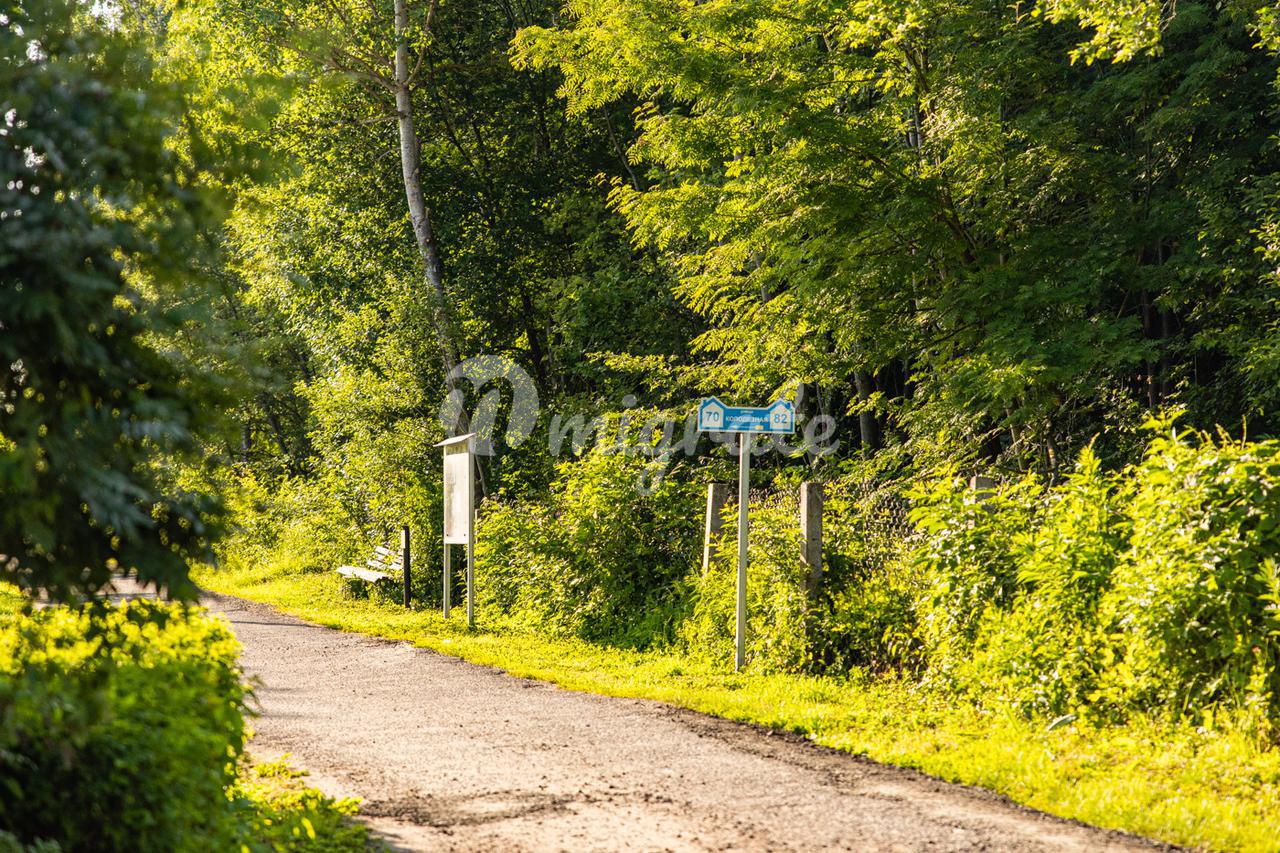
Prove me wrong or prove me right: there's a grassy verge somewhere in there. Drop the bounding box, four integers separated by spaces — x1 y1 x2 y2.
198 561 1280 852
234 754 377 852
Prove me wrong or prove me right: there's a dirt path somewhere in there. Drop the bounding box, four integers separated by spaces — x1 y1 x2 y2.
205 592 1169 852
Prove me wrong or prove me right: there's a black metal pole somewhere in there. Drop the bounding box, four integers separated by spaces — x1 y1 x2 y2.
401 524 412 607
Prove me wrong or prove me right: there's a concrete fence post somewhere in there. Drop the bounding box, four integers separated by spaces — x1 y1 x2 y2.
969 475 995 504
800 481 823 594
702 483 729 574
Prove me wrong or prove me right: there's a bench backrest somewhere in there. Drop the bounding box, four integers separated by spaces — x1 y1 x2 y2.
368 544 405 573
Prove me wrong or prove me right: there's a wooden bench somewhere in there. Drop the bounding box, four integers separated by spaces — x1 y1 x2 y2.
337 544 404 586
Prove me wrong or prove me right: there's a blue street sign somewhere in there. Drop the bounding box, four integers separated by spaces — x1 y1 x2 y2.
697 397 795 434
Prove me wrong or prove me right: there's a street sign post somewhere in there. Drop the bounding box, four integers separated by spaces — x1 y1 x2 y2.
697 398 795 671
435 432 476 628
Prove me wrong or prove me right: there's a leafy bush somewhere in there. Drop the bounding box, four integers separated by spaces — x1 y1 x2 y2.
813 481 920 675
908 424 1280 727
221 468 439 607
1100 427 1280 721
680 479 920 676
222 472 356 574
680 496 811 672
908 472 1043 686
965 448 1125 716
476 448 701 646
0 601 248 851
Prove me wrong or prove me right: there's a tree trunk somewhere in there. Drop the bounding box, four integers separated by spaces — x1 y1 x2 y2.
853 370 880 453
518 287 550 391
394 0 461 379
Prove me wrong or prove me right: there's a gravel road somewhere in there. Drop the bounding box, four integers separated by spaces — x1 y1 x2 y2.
205 592 1170 852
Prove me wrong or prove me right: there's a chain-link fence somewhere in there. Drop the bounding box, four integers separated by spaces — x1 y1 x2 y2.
833 479 914 576
718 478 915 579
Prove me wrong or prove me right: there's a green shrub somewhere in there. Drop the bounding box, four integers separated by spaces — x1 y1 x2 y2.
0 601 248 851
809 567 918 676
907 424 1280 727
680 480 919 676
814 481 919 675
679 496 811 672
476 448 701 646
222 472 358 576
1100 426 1280 722
966 447 1125 716
908 471 1043 686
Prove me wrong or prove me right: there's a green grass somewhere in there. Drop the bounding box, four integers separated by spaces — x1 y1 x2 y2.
197 559 1280 853
235 754 378 852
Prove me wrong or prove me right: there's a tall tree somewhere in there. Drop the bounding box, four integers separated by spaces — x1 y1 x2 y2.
0 0 225 600
204 0 468 381
393 0 460 374
515 0 1280 474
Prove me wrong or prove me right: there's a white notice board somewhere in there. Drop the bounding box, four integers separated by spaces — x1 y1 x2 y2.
440 436 474 545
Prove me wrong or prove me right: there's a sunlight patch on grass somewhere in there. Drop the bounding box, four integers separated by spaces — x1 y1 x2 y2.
235 753 376 851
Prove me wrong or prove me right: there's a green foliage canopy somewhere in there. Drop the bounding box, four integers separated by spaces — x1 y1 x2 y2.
515 0 1280 471
0 0 226 601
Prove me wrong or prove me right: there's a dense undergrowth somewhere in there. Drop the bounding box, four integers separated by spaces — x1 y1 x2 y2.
205 419 1280 849
498 422 1280 738
913 427 1280 729
0 596 372 852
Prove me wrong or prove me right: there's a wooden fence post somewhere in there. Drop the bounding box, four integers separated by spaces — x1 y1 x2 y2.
401 524 412 608
702 483 728 574
801 481 823 594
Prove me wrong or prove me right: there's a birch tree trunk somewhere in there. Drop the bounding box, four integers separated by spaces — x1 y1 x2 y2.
394 0 461 376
